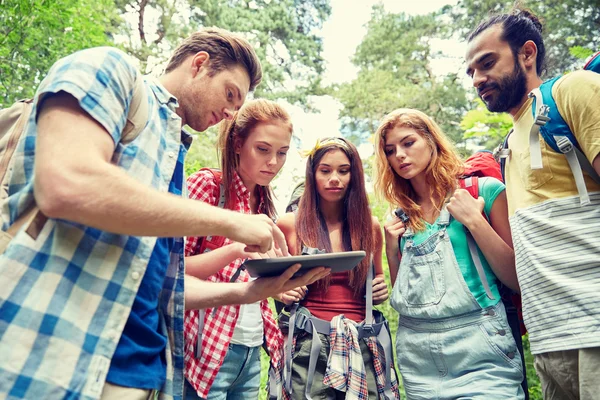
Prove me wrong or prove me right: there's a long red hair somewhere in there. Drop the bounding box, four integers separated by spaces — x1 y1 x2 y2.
373 108 464 232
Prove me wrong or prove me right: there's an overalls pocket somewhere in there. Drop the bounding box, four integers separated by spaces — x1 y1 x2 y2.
399 250 446 307
478 316 523 372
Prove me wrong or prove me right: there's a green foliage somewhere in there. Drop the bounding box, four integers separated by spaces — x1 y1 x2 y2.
0 0 121 106
337 0 600 158
184 126 220 176
117 0 331 107
334 5 469 152
460 99 513 150
569 46 595 60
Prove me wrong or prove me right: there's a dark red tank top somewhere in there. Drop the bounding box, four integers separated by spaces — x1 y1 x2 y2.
302 271 365 322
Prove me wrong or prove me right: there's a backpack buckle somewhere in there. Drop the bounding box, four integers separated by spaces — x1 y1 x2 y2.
394 208 410 223
555 136 574 154
534 113 550 127
493 145 510 161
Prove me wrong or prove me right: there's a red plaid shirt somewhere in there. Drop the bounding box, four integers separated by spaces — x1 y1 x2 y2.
184 169 284 398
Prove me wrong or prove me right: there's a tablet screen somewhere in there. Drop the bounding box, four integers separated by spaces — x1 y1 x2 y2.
243 250 366 278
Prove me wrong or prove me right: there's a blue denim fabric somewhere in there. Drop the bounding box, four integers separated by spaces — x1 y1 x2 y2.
391 209 524 399
185 344 261 400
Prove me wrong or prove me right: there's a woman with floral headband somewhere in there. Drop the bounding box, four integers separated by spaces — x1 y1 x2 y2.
276 137 401 399
374 108 523 399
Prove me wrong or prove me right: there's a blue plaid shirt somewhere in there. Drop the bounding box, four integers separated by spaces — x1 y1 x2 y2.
0 47 190 400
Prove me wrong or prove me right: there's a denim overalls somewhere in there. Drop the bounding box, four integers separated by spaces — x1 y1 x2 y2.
390 208 524 400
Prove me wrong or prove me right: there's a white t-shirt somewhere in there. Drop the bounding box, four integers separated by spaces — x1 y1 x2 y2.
230 277 264 347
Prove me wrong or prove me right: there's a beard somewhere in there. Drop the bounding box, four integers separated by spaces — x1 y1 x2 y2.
479 60 527 113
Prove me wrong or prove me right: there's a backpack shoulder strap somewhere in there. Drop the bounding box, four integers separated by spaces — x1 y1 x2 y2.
583 51 600 72
530 73 600 205
121 74 149 143
199 168 225 208
495 129 512 181
459 176 496 300
0 99 33 184
194 168 226 253
459 176 479 200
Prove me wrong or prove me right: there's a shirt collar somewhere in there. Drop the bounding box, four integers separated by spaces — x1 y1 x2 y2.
181 128 194 150
145 76 193 149
145 76 179 110
232 170 267 213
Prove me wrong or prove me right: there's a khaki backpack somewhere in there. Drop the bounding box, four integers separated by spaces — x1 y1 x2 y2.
0 74 149 254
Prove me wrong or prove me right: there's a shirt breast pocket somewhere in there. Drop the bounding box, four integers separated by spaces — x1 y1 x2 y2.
512 140 554 190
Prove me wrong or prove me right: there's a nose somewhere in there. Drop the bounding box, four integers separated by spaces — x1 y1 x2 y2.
223 108 235 121
266 153 277 167
472 69 486 89
329 173 340 185
394 146 406 161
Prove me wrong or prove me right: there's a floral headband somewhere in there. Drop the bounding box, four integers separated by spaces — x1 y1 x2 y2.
302 136 352 159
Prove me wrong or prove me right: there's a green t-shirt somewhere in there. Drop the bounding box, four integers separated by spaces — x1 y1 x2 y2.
400 177 506 308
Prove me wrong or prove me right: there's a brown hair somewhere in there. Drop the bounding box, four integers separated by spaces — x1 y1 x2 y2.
217 99 293 219
373 108 464 232
296 137 374 295
166 27 262 91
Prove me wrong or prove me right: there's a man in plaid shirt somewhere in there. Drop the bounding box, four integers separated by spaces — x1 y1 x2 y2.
0 28 324 400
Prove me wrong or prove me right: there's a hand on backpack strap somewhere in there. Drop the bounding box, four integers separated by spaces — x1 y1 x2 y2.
447 189 486 229
371 275 389 305
275 286 308 305
383 213 406 254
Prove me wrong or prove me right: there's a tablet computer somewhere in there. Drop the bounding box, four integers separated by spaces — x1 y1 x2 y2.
243 250 366 278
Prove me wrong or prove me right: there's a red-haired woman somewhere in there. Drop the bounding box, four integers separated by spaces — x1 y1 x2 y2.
183 99 325 400
277 137 400 399
374 108 523 399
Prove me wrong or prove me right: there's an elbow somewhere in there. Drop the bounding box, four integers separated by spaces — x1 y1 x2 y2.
34 168 82 220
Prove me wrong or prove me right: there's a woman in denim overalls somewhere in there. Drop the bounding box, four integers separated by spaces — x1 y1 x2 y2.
373 109 525 400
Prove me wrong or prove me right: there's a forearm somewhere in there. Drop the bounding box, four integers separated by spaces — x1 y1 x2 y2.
385 246 400 287
184 275 249 310
468 218 519 291
185 245 241 279
35 161 237 238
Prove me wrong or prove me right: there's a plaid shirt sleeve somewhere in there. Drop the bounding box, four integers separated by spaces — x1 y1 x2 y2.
0 47 190 400
35 46 139 146
323 316 369 399
185 170 219 256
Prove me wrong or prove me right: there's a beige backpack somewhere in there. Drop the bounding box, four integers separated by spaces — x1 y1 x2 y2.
0 74 148 254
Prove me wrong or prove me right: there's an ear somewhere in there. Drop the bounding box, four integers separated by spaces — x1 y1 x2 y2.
520 40 538 71
233 136 242 154
191 51 210 77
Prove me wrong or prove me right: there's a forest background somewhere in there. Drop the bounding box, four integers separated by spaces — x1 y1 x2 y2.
2 0 599 398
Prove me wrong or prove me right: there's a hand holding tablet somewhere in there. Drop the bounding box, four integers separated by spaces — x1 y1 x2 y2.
243 250 366 278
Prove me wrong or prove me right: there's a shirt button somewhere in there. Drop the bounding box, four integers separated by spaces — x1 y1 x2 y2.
497 329 506 336
169 152 175 158
507 351 516 359
487 310 496 317
107 329 119 340
131 271 141 280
